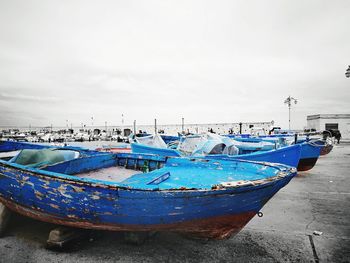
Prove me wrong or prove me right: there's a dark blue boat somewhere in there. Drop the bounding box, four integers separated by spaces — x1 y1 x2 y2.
0 140 51 152
297 142 322 171
206 144 301 168
0 140 95 155
131 142 182 157
131 142 301 168
0 148 296 239
160 135 180 145
223 135 324 172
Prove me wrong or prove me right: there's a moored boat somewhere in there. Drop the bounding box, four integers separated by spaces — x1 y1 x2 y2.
306 139 333 156
206 144 301 168
0 148 297 239
131 134 302 169
297 142 322 171
320 143 333 156
0 140 50 152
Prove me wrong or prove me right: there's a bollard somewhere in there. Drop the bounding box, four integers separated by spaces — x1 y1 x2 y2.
0 203 11 237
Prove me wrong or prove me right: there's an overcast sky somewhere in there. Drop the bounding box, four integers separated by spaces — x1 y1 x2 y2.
0 0 349 129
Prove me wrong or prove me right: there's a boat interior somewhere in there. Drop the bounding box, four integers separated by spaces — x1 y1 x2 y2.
0 148 290 191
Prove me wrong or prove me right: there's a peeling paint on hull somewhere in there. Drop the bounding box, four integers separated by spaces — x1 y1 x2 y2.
0 196 255 239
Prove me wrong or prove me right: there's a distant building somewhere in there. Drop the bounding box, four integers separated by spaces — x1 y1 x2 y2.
307 114 350 139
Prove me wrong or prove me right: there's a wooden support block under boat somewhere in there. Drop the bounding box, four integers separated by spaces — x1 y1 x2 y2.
0 203 12 237
46 226 88 249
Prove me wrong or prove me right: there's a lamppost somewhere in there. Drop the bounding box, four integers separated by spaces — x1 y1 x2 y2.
284 96 297 130
181 117 184 134
121 114 124 136
346 65 350 78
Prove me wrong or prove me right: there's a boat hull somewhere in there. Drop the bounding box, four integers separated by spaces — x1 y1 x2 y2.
0 197 256 239
297 142 321 171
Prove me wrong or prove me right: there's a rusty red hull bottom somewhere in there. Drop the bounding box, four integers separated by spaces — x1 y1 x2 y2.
297 157 318 172
0 197 256 240
320 145 333 156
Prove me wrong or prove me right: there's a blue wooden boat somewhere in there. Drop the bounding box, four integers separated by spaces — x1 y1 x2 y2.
255 137 322 171
131 142 301 168
160 135 180 145
295 138 333 156
225 135 324 172
206 144 301 168
0 148 297 239
297 142 322 171
0 140 51 152
256 136 323 171
318 141 333 156
0 140 94 154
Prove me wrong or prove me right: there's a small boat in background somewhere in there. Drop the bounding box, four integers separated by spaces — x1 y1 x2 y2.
298 138 333 156
0 148 297 239
225 134 325 171
320 143 333 156
0 140 98 160
206 144 301 168
131 134 302 168
296 141 322 171
160 134 180 145
0 140 51 152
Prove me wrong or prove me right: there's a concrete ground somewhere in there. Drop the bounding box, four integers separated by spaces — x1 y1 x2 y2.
0 144 349 263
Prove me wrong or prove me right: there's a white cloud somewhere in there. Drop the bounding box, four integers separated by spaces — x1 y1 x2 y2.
0 0 349 129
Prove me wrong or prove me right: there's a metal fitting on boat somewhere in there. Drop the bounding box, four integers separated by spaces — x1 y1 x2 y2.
277 171 288 178
290 167 297 174
257 212 263 217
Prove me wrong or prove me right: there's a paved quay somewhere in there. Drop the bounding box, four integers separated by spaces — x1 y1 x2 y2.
0 144 349 263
